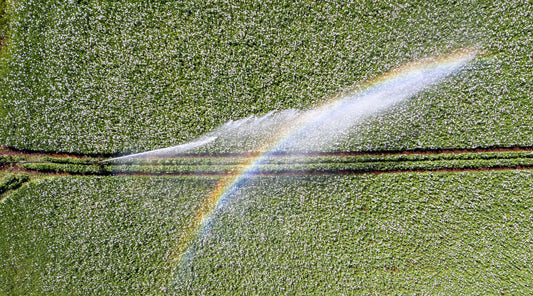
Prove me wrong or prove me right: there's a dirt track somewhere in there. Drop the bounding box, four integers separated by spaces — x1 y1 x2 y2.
1 145 532 177
2 145 533 159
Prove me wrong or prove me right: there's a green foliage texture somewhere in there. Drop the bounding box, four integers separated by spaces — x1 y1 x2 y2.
0 0 531 154
0 176 218 295
0 0 7 41
2 172 531 294
172 171 533 294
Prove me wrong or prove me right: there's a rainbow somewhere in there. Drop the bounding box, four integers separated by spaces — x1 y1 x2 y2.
169 49 478 267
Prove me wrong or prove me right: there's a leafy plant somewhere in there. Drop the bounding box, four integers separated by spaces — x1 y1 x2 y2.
0 0 7 45
0 173 29 200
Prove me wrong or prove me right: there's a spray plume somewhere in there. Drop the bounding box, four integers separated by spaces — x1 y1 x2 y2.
107 49 478 270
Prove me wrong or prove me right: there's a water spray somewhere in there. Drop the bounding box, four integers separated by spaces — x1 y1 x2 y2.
165 49 479 270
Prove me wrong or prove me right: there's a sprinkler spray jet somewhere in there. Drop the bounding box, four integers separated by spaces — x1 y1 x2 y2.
164 49 479 269
104 136 218 162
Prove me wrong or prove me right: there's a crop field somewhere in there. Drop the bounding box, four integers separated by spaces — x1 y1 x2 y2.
1 0 532 295
1 171 532 294
0 176 219 294
0 0 531 154
172 171 533 294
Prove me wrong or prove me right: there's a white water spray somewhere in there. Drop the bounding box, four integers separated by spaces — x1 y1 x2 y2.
108 50 476 161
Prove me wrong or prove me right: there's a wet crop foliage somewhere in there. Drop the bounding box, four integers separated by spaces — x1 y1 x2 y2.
0 0 532 294
0 173 29 201
0 176 219 294
173 171 533 294
0 0 8 48
0 0 531 154
1 171 532 294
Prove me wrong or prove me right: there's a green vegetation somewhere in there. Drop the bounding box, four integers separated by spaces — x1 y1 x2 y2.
17 155 533 175
0 0 531 294
0 176 219 295
0 0 531 154
0 173 29 202
112 150 533 166
2 171 531 294
18 162 106 175
172 171 533 294
0 0 8 44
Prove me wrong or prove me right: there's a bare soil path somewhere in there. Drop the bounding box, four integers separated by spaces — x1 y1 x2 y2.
2 145 533 177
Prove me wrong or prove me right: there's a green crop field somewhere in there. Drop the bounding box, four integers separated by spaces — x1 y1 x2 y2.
1 171 532 294
0 176 219 295
0 0 531 154
0 0 532 294
12 150 533 175
173 171 533 294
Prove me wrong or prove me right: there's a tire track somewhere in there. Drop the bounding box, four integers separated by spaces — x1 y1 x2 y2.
3 145 533 159
1 145 533 177
3 162 533 177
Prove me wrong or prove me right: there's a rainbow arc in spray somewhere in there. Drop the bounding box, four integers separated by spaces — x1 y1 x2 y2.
167 49 478 265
